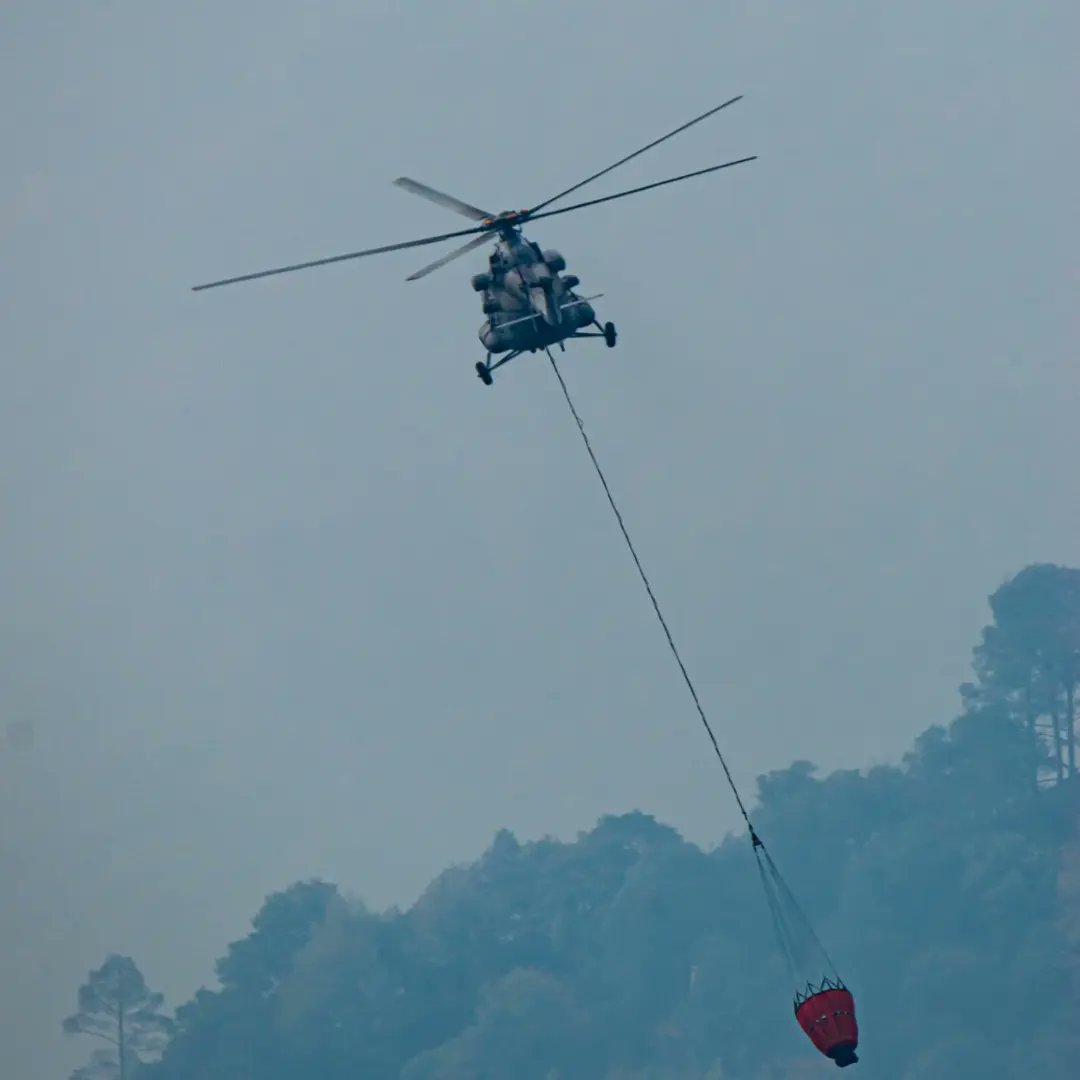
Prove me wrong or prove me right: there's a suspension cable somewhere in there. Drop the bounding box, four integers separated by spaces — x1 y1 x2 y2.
759 845 841 980
545 349 851 991
756 851 799 980
545 349 757 839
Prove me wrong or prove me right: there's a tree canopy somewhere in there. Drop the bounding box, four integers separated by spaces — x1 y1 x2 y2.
75 565 1080 1078
965 562 1080 784
62 955 174 1080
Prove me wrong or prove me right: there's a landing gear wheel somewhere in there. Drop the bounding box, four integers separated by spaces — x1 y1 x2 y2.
475 361 493 386
603 321 617 348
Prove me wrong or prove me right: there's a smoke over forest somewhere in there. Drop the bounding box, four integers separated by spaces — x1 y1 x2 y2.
61 564 1080 1079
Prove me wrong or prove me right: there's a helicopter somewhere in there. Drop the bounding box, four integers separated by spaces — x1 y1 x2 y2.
192 96 755 386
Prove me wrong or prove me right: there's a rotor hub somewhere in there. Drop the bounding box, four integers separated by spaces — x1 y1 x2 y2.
482 210 530 228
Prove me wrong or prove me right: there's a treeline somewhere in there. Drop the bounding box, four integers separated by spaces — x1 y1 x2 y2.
63 565 1080 1079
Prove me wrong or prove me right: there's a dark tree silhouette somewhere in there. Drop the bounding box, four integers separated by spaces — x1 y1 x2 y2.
966 563 1080 785
62 955 173 1080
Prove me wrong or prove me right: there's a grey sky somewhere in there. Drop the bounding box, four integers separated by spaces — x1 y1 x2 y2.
2 2 1077 1076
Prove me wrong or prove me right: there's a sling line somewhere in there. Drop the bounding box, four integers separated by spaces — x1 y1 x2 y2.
545 348 840 983
545 348 755 832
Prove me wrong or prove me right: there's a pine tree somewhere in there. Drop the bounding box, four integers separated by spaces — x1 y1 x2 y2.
62 955 174 1080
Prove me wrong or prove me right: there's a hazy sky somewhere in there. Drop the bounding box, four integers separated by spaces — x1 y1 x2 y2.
2 2 1077 1076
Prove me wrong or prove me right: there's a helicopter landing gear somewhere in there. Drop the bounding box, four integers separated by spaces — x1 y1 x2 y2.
475 348 523 385
590 319 617 347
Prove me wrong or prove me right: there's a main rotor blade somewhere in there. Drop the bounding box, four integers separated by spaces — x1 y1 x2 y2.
191 224 489 291
528 95 744 216
406 231 492 281
528 156 757 224
393 177 493 221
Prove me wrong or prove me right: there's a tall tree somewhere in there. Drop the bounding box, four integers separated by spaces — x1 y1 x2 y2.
62 955 174 1080
966 563 1080 784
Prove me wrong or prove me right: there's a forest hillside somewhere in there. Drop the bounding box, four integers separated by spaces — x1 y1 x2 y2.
63 564 1080 1079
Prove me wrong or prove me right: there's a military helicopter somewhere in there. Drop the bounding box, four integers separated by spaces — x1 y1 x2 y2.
192 96 755 386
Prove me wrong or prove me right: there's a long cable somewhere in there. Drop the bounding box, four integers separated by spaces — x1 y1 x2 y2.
546 348 848 994
545 349 756 835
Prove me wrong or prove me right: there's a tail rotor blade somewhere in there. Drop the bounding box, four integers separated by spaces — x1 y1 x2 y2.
405 231 493 281
393 177 493 221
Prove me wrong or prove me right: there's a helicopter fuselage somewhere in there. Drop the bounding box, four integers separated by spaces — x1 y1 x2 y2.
473 227 596 355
